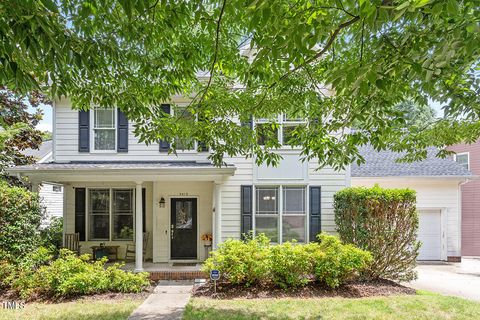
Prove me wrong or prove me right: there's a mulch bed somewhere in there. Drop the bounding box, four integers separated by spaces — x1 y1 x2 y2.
0 286 154 303
192 279 415 299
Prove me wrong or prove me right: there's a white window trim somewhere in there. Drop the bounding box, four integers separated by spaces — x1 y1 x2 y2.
254 114 306 149
253 185 308 244
172 105 201 153
454 152 470 170
90 107 118 153
86 187 136 242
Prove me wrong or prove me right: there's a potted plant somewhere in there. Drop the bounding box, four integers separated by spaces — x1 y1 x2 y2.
201 233 213 246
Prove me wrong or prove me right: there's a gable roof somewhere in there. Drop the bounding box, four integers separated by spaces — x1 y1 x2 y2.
22 140 53 163
351 145 472 178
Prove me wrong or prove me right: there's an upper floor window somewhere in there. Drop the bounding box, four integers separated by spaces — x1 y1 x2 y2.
454 152 469 170
174 106 196 151
256 114 305 147
93 107 116 151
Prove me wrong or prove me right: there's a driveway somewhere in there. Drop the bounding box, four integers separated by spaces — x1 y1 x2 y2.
406 258 480 301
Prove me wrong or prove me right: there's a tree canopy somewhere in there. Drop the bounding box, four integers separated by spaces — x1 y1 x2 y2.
0 89 48 185
1 0 479 168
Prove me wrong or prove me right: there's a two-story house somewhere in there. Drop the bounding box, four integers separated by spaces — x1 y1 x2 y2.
9 97 347 272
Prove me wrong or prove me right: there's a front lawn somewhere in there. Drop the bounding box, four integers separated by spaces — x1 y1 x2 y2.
0 297 143 320
184 291 480 320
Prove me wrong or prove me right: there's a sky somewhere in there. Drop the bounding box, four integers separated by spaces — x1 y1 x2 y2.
34 100 445 133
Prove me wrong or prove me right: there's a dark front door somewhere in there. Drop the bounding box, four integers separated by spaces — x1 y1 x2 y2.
170 198 197 260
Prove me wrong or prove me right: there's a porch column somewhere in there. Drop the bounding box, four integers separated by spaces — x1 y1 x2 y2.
214 182 222 248
135 181 143 272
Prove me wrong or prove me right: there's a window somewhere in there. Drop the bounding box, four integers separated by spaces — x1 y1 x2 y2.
174 106 196 151
89 189 110 240
255 114 305 147
454 153 469 170
255 186 306 243
52 185 62 192
113 189 134 240
255 187 279 242
88 188 134 241
93 107 116 151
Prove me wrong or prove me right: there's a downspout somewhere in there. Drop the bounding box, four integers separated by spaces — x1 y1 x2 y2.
457 179 471 260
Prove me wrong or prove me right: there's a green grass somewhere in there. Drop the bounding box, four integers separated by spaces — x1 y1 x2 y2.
184 291 480 320
0 297 143 320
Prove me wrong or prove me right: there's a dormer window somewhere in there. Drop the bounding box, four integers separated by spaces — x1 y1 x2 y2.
93 107 116 151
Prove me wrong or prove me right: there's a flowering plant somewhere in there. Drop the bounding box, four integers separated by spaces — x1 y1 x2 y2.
201 233 213 241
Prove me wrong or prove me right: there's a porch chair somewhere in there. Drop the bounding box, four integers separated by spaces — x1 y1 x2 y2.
64 233 81 255
125 232 149 262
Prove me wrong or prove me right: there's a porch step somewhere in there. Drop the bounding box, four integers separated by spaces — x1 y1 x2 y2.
149 270 207 281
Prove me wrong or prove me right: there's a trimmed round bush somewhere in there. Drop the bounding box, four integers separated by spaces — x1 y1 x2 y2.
334 185 420 281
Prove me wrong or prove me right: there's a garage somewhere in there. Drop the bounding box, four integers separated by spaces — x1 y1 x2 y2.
417 209 442 260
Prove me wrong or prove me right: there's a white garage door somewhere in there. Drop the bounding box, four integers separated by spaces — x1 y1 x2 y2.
417 210 442 260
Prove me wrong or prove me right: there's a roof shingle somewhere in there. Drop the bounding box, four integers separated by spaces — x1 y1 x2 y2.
351 145 472 177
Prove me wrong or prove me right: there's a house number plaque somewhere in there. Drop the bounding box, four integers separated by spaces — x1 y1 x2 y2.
179 192 189 196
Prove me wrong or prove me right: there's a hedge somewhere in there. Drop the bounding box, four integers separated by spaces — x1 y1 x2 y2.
334 185 420 281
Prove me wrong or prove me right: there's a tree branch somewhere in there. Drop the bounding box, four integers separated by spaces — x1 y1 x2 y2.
199 0 227 106
271 15 360 88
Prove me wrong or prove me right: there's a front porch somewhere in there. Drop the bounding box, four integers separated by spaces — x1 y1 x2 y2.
8 161 236 272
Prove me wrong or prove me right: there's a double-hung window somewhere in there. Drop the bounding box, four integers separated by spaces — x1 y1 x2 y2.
255 114 305 147
93 107 116 151
88 188 134 241
454 153 469 171
255 186 307 243
174 106 196 151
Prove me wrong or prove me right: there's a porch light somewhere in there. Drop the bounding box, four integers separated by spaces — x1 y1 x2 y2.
159 197 166 208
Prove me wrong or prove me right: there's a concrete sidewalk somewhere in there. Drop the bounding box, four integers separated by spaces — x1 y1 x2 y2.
406 258 480 301
128 280 193 320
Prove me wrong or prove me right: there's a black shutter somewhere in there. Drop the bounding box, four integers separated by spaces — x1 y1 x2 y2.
159 104 171 152
75 188 86 241
241 115 253 129
117 109 129 152
309 186 321 242
78 110 90 152
240 185 253 239
198 141 208 152
142 188 146 233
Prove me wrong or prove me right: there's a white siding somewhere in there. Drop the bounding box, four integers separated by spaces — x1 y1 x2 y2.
220 157 254 241
351 178 462 258
54 99 212 162
39 183 63 220
55 98 348 250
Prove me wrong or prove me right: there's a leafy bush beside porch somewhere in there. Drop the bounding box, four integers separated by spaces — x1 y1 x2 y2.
334 185 420 281
202 233 372 289
1 249 150 300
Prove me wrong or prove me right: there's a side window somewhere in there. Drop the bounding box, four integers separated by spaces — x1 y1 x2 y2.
93 107 116 151
455 153 469 170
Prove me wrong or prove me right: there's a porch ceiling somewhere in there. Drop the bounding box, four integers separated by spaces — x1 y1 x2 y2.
7 161 236 183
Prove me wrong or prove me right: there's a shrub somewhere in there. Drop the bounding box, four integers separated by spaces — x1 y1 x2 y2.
9 249 150 299
334 185 420 281
202 233 271 286
269 241 317 288
203 233 371 289
0 181 43 263
314 234 372 288
40 217 63 253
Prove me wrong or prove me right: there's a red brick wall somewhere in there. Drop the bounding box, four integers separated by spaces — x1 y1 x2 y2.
447 141 480 256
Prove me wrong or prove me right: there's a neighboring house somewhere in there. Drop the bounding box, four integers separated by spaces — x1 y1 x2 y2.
447 141 480 256
8 98 348 270
351 145 473 262
23 140 64 222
